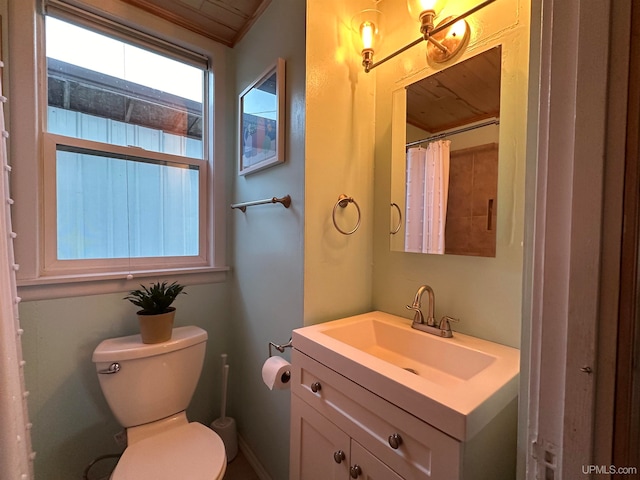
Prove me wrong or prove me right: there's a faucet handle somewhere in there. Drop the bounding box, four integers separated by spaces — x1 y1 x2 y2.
438 316 459 332
406 304 424 324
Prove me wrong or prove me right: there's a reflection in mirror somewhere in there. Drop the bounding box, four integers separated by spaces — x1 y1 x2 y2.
238 58 285 175
390 46 501 257
242 73 277 161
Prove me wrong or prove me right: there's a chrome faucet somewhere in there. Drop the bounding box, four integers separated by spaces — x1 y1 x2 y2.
406 285 436 327
406 285 457 338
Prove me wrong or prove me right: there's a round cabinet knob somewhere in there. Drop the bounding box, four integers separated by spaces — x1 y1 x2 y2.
350 465 362 478
310 381 322 393
333 450 345 464
388 433 403 449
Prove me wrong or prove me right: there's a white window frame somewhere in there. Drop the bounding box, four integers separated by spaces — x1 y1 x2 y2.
9 0 229 300
42 134 209 274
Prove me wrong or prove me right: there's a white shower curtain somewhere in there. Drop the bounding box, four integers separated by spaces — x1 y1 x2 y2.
404 140 451 254
0 63 34 479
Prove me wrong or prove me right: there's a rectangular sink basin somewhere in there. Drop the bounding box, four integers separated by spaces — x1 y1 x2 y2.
322 316 496 387
292 311 520 441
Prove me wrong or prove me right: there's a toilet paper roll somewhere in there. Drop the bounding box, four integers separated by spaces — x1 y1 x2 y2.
261 356 291 390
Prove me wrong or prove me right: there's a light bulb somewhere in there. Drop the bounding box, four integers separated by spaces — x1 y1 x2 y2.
407 0 443 36
352 9 383 49
360 21 376 50
407 0 442 19
419 0 438 11
351 9 383 72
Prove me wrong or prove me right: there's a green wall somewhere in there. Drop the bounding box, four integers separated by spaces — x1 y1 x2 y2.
229 1 306 479
20 284 231 479
371 0 530 349
15 1 530 479
16 0 307 478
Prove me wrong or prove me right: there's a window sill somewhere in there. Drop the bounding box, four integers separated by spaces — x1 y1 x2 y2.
16 266 230 301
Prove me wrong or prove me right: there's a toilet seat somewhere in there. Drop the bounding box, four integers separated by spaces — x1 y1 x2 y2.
112 423 226 480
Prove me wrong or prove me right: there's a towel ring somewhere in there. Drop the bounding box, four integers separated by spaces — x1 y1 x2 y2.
390 203 402 235
332 194 361 235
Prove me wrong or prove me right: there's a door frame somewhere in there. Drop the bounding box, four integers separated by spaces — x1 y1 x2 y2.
522 0 632 477
612 0 640 470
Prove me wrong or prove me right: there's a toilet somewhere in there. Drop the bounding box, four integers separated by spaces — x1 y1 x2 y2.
92 325 226 479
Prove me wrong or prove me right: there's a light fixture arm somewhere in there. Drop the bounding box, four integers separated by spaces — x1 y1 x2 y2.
364 36 423 72
364 0 496 73
426 35 448 53
430 0 495 36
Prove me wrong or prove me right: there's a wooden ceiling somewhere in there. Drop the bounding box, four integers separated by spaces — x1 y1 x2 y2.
406 46 502 134
121 0 272 47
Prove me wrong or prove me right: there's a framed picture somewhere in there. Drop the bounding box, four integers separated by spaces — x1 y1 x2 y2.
238 58 285 175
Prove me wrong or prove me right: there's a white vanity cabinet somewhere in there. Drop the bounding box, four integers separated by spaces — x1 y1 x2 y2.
290 312 519 480
290 349 461 479
291 394 403 479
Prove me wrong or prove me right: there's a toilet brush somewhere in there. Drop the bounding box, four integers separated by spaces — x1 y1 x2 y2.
211 354 238 462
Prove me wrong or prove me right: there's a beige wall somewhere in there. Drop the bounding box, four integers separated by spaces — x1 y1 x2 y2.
303 0 377 325
372 0 530 348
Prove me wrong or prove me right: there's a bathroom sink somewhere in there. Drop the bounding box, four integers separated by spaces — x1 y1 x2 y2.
292 311 520 441
320 316 496 387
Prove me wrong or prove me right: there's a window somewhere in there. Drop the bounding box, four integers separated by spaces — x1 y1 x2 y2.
45 17 205 159
11 1 228 299
44 16 207 272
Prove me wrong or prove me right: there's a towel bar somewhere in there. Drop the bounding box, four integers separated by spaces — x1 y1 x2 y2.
231 194 291 212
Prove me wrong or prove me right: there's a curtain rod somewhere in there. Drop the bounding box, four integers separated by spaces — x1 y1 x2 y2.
406 118 500 149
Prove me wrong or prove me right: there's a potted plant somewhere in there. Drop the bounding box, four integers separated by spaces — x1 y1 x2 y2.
124 281 186 344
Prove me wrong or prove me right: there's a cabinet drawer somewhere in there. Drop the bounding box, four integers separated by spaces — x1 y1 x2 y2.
292 349 461 479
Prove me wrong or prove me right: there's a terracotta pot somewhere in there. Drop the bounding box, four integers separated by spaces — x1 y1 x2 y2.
137 307 176 344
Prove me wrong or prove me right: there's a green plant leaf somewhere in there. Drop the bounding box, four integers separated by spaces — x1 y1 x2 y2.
124 281 186 315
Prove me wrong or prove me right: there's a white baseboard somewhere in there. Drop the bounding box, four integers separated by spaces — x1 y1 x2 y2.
238 435 273 480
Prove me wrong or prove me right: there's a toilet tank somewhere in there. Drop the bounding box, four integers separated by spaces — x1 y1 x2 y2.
92 326 208 428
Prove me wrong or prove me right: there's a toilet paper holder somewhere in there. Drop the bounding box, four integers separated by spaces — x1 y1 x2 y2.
268 338 293 358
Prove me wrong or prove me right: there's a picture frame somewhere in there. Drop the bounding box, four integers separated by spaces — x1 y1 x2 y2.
238 58 285 175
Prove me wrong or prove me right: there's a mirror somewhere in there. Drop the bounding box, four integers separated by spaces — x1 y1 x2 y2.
390 46 502 256
238 58 285 175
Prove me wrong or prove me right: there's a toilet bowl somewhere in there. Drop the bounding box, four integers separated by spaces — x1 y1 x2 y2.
92 326 226 479
111 415 226 479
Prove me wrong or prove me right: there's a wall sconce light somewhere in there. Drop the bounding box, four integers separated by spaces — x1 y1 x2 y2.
352 9 383 73
407 0 444 36
426 16 470 63
363 0 495 72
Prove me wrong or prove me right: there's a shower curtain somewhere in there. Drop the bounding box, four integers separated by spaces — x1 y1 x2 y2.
404 140 451 254
0 62 34 479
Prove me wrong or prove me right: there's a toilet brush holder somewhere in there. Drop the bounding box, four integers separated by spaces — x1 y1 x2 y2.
212 356 237 462
211 417 238 462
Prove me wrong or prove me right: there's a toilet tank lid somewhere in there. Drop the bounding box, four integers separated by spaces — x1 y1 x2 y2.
92 326 208 363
